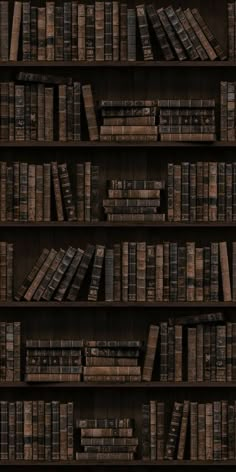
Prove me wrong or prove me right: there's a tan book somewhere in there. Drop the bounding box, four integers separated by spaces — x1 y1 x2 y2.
24 248 57 301
37 7 46 61
100 135 157 142
205 403 213 460
51 162 64 222
219 241 232 301
186 242 195 301
108 189 160 199
198 403 206 460
177 400 190 460
142 325 159 381
100 125 158 135
25 373 81 382
82 85 99 141
150 400 156 460
209 162 217 221
187 327 196 381
137 242 146 302
9 1 22 60
83 366 141 375
85 357 138 366
95 1 104 61
28 164 36 222
84 375 141 382
59 85 67 141
46 2 55 61
81 428 133 437
78 3 86 61
190 402 198 460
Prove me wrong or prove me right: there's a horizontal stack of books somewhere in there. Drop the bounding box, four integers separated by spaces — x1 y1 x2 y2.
142 314 236 382
0 322 21 381
0 400 74 460
158 99 216 142
0 242 14 301
220 81 236 141
167 161 236 222
0 161 99 223
103 179 165 222
76 417 138 460
142 399 236 460
25 340 83 382
0 2 226 62
100 100 158 142
228 2 236 60
84 341 142 382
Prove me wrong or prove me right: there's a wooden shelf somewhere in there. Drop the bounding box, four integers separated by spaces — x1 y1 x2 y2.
0 222 235 228
0 460 235 466
0 141 235 148
0 301 235 308
1 60 236 68
0 381 235 389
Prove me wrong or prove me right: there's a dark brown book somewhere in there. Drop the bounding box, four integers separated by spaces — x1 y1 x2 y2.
24 249 57 301
86 5 95 61
88 245 105 301
42 246 76 301
136 4 153 61
9 1 22 61
95 1 104 61
15 248 49 301
58 163 76 221
177 400 190 460
0 2 9 62
37 7 46 61
82 85 99 141
67 244 95 301
51 162 64 222
142 325 159 382
165 402 183 460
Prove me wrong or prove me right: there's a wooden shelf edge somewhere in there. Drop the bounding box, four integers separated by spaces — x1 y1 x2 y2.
0 60 235 68
0 222 236 228
0 460 234 466
0 381 235 388
0 141 236 148
0 301 235 308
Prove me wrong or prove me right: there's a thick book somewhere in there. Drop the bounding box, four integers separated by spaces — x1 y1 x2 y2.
88 245 105 301
136 4 153 61
146 4 174 61
67 244 95 301
142 325 159 381
165 402 183 459
9 1 22 61
82 85 99 141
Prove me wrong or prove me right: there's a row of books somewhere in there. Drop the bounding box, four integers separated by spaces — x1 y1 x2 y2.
0 2 226 62
221 81 236 141
0 161 99 222
158 99 216 142
76 418 138 460
167 162 236 222
0 77 99 142
103 178 165 222
143 320 236 383
25 340 142 383
228 2 236 60
142 400 236 460
0 401 74 460
6 240 236 303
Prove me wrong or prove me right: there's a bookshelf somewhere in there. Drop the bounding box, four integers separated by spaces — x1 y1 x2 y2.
1 0 236 468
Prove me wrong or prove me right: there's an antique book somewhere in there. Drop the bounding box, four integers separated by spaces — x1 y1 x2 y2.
9 1 22 61
82 85 99 141
0 1 9 61
88 245 105 301
219 241 232 301
142 325 159 381
165 402 183 459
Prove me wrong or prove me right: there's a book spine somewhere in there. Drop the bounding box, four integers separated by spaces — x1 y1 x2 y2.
156 243 163 301
113 2 119 61
46 2 54 61
45 87 54 141
82 85 99 141
10 1 21 61
105 248 114 302
19 162 28 221
127 9 136 62
173 164 181 221
114 243 121 301
177 400 190 460
78 4 86 61
142 324 159 382
84 161 91 222
213 401 221 460
165 5 198 61
198 403 206 460
150 400 156 460
15 85 25 141
120 3 127 61
37 84 45 141
157 8 187 61
136 4 153 61
165 402 183 459
181 162 189 221
91 165 100 222
146 4 174 61
146 245 155 301
86 5 95 61
22 2 30 61
59 84 67 141
128 242 136 302
220 82 228 141
210 242 219 301
58 163 76 221
105 2 112 61
72 2 78 61
0 1 8 61
95 1 104 61
228 3 235 60
142 403 150 460
186 242 195 301
51 162 64 221
55 6 63 61
88 245 105 301
37 7 46 61
35 164 43 222
64 2 72 61
122 242 128 301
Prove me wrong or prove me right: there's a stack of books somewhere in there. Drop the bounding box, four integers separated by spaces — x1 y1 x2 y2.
76 417 138 460
83 341 142 382
25 340 83 382
0 242 14 301
100 100 158 142
0 2 226 62
142 314 236 383
158 99 216 142
142 399 236 460
0 322 21 382
167 161 236 222
220 81 236 141
103 179 165 222
0 400 74 460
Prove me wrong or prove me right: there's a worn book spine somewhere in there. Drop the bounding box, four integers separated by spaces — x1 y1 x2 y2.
160 322 168 381
35 164 43 221
105 248 114 302
136 4 153 61
163 242 169 301
54 248 84 302
72 1 78 61
58 163 76 221
228 403 235 459
226 163 233 220
157 8 187 61
169 242 177 301
186 242 195 301
233 242 236 301
198 403 206 460
76 163 84 221
51 162 64 221
6 167 13 222
33 249 64 301
114 243 121 301
88 244 105 301
64 2 72 61
142 325 159 382
24 84 31 141
73 81 81 141
165 402 183 459
91 165 100 222
86 5 95 61
0 83 8 140
216 325 226 381
38 401 45 459
55 6 63 61
120 3 127 61
188 327 196 381
19 162 28 221
15 85 25 141
105 2 112 60
128 242 136 302
0 1 9 61
95 1 104 61
59 84 67 141
142 403 150 460
78 3 86 61
227 82 235 141
37 84 45 141
146 245 155 301
46 2 55 61
220 82 228 141
82 85 99 141
43 163 51 222
205 403 213 460
156 244 163 301
196 161 203 221
213 401 221 460
219 241 232 301
173 164 181 221
192 8 226 60
84 161 91 222
24 401 32 460
176 8 204 59
181 162 189 221
10 1 22 61
177 246 186 302
196 324 204 381
167 326 174 381
210 242 219 301
167 163 174 221
184 8 217 60
66 244 95 301
42 246 76 301
195 247 203 301
30 6 37 61
60 403 67 460
0 242 7 301
127 9 136 62
37 7 46 61
218 162 225 221
165 5 198 61
174 325 182 382
122 241 128 302
150 400 156 460
146 4 174 61
45 87 54 142
0 161 6 221
177 400 189 460
22 2 30 61
8 82 15 141
66 85 73 141
228 3 234 60
190 402 198 460
113 2 119 61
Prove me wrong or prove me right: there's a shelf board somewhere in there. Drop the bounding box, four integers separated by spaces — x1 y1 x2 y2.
0 381 235 388
0 141 236 148
0 60 236 68
0 222 235 228
0 460 235 466
1 301 236 308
